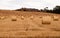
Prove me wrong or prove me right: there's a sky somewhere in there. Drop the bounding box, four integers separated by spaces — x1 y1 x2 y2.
0 0 60 10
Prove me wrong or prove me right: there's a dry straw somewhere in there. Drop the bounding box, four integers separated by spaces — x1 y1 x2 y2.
21 16 24 20
0 16 5 20
11 16 17 21
42 16 52 24
30 16 34 20
52 16 59 21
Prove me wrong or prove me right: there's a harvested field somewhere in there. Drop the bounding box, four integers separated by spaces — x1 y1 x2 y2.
0 10 60 38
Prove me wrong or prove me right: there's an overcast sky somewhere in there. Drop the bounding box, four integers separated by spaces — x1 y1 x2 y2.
0 0 60 10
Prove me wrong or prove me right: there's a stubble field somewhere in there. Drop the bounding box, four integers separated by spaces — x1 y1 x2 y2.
0 10 60 38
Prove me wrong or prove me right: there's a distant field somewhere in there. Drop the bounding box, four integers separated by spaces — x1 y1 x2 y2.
0 10 60 38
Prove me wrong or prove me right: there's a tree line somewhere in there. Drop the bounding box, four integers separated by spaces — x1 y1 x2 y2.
16 5 60 14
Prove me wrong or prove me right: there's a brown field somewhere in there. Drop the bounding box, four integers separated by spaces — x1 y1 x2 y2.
0 10 60 38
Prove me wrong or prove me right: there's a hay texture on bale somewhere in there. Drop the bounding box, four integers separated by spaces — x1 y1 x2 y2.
52 16 59 21
11 16 17 21
42 16 52 24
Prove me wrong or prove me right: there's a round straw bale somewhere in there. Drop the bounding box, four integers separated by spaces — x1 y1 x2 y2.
30 16 34 20
42 16 52 24
0 16 5 20
11 16 17 21
21 16 24 20
52 16 59 21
